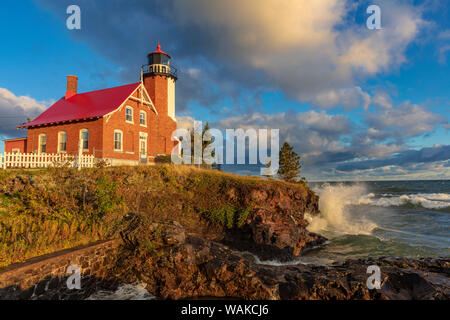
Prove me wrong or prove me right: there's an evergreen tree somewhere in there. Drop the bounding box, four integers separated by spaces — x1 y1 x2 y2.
278 142 303 183
188 122 216 169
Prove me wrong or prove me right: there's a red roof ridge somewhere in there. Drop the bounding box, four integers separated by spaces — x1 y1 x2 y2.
73 82 141 96
18 82 141 128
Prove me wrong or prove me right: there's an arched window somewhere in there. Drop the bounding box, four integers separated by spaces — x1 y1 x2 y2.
114 130 123 152
80 129 89 151
140 110 147 127
38 133 47 154
125 106 134 123
58 131 67 153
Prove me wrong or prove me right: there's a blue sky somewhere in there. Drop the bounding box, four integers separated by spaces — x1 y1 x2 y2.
0 0 449 180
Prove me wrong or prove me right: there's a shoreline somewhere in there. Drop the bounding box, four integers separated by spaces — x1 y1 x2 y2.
0 167 448 300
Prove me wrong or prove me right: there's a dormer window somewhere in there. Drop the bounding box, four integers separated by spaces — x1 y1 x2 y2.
125 106 134 123
140 111 147 127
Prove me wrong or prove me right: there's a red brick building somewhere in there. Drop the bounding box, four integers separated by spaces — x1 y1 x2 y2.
4 44 177 165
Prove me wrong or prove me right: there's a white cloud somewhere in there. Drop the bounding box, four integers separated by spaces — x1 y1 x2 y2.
215 110 353 166
313 86 371 110
371 91 393 109
0 88 49 137
365 102 445 140
176 115 196 131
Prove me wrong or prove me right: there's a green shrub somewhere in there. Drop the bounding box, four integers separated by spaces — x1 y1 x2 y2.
95 176 120 218
201 204 252 229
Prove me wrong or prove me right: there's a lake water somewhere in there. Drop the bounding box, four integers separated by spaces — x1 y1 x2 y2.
300 180 450 264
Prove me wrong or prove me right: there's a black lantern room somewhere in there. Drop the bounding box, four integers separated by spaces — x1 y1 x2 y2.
143 42 177 80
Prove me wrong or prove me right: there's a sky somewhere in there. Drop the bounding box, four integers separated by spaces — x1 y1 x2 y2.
0 0 449 181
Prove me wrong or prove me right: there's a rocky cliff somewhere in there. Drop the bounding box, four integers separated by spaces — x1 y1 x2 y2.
220 185 325 261
115 221 449 300
0 166 448 300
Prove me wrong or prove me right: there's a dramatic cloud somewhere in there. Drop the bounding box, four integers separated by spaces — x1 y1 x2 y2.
365 102 446 142
31 0 448 180
212 103 448 179
215 110 354 167
336 144 450 172
37 0 426 110
0 88 49 138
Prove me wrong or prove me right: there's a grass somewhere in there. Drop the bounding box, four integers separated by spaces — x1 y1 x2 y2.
0 164 314 267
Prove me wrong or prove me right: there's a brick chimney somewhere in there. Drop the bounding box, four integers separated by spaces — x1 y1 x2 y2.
65 75 78 100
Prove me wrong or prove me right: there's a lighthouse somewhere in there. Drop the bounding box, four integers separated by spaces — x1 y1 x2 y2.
142 42 177 121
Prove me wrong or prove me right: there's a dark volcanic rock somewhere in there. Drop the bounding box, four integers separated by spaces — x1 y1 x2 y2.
118 224 450 300
223 187 326 261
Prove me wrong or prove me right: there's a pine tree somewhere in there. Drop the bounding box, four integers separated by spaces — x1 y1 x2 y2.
188 122 215 169
278 142 303 183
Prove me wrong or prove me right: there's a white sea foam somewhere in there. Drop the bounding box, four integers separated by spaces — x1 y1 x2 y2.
306 183 449 237
306 184 378 236
354 192 450 209
86 283 156 300
239 250 311 266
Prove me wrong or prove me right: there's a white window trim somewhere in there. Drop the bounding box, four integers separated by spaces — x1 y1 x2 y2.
38 133 47 154
125 106 134 124
139 110 147 127
139 132 148 158
57 131 67 153
79 129 89 152
11 148 20 154
114 130 123 152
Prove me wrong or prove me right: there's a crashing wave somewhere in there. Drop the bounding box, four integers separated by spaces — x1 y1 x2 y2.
86 283 156 300
354 192 450 210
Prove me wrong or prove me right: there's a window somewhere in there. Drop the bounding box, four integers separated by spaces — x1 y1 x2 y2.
80 129 89 151
58 131 67 153
114 130 123 151
140 111 147 126
12 148 20 154
139 132 147 158
125 106 133 123
39 134 47 153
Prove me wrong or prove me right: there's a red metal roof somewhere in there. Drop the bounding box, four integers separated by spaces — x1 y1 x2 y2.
18 82 140 128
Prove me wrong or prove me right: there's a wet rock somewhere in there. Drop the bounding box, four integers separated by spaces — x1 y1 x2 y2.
117 222 449 300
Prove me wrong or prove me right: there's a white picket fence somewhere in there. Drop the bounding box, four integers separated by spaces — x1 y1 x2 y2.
0 152 95 169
